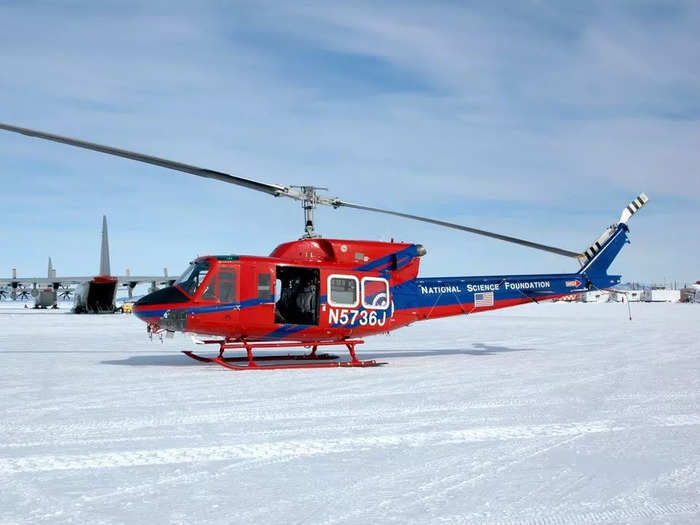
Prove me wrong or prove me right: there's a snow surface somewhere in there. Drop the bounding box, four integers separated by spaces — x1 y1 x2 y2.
0 302 698 524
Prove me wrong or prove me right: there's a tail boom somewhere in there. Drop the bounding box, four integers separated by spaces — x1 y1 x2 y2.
394 273 586 321
392 193 648 321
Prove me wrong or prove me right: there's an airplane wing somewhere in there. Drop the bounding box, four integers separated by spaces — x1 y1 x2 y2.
0 276 176 287
115 275 176 285
0 277 94 286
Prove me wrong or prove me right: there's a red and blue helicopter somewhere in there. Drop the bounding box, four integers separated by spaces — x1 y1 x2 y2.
0 123 648 370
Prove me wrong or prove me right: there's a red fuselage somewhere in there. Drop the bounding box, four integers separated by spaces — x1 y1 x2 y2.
133 238 424 342
132 237 592 343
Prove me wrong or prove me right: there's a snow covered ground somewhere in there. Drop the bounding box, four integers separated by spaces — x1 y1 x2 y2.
0 301 698 524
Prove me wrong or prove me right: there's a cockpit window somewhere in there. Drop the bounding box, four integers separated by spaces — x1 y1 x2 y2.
176 261 211 296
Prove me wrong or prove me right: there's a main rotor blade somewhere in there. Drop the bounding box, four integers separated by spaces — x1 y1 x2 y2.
0 123 287 197
1 122 580 258
330 200 581 258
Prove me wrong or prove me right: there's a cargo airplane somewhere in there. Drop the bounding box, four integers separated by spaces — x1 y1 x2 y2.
0 216 174 312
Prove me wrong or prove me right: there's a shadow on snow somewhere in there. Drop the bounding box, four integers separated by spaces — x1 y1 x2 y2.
360 343 533 360
99 343 533 367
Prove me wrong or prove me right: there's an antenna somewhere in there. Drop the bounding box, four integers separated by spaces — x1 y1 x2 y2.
99 215 111 276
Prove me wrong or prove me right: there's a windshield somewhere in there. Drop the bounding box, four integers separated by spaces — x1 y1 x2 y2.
176 261 211 296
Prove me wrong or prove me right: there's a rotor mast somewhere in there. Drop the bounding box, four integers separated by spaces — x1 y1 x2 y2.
291 185 328 238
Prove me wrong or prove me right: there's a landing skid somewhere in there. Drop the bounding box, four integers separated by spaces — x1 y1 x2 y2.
182 339 383 370
182 351 340 363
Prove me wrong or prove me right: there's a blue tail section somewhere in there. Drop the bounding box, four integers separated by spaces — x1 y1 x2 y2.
576 193 648 290
577 224 629 289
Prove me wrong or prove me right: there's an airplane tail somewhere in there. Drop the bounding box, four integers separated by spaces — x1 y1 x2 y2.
99 215 111 276
577 193 648 289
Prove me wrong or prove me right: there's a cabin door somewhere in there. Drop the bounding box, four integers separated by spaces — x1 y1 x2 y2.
211 263 240 327
273 266 320 325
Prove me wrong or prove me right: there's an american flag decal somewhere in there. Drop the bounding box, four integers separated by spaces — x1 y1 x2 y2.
474 292 494 307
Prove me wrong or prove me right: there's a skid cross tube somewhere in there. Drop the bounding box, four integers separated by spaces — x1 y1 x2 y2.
182 339 382 370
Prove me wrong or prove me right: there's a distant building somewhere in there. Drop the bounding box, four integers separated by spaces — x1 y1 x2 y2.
643 288 681 303
581 290 610 303
611 290 643 302
681 281 700 303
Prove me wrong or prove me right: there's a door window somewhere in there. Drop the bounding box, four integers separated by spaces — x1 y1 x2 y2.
258 273 272 300
328 275 359 308
362 277 390 310
217 269 236 303
202 276 217 300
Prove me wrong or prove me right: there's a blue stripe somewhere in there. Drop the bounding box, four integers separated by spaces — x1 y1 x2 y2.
261 324 308 340
353 245 419 273
135 294 275 320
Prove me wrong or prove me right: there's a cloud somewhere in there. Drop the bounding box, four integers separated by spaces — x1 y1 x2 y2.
0 1 698 282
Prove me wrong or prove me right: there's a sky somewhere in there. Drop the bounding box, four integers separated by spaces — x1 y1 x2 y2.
1 1 698 285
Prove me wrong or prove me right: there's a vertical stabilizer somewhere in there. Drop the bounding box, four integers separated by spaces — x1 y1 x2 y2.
99 215 111 276
577 193 649 288
48 257 56 279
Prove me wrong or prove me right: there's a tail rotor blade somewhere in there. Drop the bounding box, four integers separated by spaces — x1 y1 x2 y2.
619 193 649 224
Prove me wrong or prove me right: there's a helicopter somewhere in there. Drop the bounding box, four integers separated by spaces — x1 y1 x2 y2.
0 122 649 370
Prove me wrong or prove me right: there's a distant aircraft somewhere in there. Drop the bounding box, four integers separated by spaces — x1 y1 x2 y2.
0 216 174 312
0 257 67 308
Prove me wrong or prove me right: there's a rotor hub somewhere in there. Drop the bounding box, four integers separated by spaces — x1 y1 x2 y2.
291 185 328 239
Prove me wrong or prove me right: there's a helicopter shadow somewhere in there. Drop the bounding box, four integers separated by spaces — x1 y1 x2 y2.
102 354 203 367
358 343 533 360
101 343 533 367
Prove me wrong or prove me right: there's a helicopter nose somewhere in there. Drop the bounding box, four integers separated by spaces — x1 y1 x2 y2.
133 286 189 323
